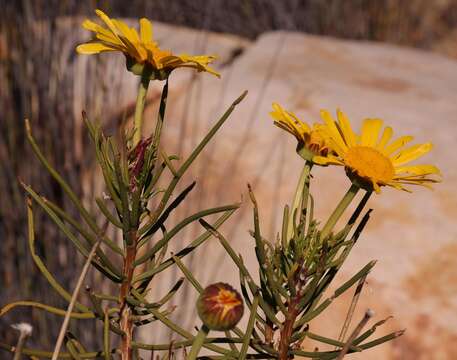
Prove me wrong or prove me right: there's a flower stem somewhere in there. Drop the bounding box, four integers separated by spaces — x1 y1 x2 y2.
287 161 313 242
321 184 360 240
152 79 169 157
133 73 151 146
187 325 210 360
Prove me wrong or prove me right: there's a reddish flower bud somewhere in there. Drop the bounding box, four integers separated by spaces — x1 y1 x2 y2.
128 137 152 191
197 283 244 331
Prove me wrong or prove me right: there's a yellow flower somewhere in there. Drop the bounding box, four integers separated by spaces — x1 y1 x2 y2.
315 109 442 193
270 103 331 162
76 9 219 79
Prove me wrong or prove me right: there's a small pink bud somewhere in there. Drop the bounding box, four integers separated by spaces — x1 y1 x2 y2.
128 137 152 191
197 283 244 331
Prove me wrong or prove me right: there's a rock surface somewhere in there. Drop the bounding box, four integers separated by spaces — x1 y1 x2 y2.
74 20 457 359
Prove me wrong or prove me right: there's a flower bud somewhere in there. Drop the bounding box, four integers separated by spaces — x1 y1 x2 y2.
197 283 244 331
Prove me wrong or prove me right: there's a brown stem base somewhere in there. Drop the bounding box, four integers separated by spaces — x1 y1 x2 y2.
120 240 137 360
120 307 133 360
278 299 299 360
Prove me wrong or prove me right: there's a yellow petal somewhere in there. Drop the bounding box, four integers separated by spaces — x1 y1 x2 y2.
270 104 313 142
271 104 311 133
376 126 393 150
289 112 311 132
391 177 438 190
360 118 383 147
110 19 143 60
394 164 441 176
372 181 381 194
320 110 348 155
95 9 121 39
383 135 414 155
82 19 103 33
157 53 220 76
386 181 407 191
76 42 117 54
83 19 120 45
112 19 139 43
95 33 124 47
396 177 440 183
336 109 357 147
391 143 433 166
140 18 153 43
143 42 161 63
313 155 343 166
270 102 284 118
201 66 220 77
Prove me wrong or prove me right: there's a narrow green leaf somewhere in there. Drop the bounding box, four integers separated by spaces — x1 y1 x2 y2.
113 152 131 244
134 208 237 289
26 119 120 259
22 184 122 282
139 181 197 239
65 338 82 360
96 197 123 229
26 198 91 313
135 203 239 266
45 196 123 256
0 301 94 319
239 295 259 360
172 256 203 293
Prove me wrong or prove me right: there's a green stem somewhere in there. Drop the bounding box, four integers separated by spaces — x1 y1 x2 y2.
103 310 111 360
239 295 259 359
187 325 210 360
133 74 151 146
321 184 360 240
287 161 312 242
153 79 168 152
147 308 232 355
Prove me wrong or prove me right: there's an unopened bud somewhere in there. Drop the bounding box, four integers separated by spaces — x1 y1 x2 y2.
197 283 244 331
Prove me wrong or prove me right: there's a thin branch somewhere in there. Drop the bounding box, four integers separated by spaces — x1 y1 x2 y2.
336 309 374 360
51 239 102 360
336 274 368 346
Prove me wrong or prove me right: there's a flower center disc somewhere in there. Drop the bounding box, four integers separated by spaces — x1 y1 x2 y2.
215 289 241 307
344 146 394 184
210 289 242 320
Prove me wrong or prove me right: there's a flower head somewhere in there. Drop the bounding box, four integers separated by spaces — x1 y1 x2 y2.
270 103 331 162
197 283 244 331
315 109 441 193
76 10 219 79
11 323 33 336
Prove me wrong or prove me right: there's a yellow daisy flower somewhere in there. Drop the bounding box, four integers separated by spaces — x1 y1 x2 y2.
76 9 219 79
270 103 331 162
314 109 442 193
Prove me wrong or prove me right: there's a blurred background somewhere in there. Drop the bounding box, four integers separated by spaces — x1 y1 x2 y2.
1 0 457 358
